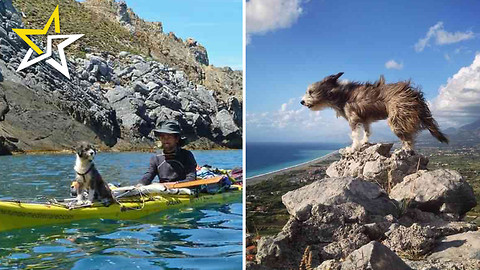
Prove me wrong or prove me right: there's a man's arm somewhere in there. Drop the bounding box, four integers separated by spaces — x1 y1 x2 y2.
139 155 158 185
184 151 197 181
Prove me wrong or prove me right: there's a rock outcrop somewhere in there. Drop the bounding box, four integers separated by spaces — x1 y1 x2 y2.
326 143 428 191
250 144 479 270
80 0 242 101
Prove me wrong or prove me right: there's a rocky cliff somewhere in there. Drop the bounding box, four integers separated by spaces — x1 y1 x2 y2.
248 144 479 270
0 0 242 154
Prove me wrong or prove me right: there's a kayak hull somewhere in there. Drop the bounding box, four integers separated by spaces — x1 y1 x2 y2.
0 191 241 232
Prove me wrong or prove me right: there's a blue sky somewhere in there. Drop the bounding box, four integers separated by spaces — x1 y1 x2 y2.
247 0 480 143
125 0 242 70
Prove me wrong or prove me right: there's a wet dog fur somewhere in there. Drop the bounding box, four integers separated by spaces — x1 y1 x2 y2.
301 72 448 151
74 142 113 205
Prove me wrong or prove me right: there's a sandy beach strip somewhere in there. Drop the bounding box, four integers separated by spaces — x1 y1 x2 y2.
246 150 340 186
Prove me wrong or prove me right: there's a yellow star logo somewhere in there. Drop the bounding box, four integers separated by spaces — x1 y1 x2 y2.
12 5 60 55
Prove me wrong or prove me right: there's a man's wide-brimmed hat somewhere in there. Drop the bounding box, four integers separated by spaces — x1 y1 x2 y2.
153 120 187 145
154 120 182 135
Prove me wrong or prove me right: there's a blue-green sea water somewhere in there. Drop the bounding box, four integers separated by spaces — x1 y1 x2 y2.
0 150 242 270
246 142 344 178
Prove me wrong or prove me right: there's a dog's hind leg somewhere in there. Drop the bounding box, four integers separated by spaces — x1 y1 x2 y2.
361 123 371 145
388 115 416 152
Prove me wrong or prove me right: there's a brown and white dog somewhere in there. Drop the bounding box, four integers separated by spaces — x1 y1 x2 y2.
301 72 448 152
73 142 113 205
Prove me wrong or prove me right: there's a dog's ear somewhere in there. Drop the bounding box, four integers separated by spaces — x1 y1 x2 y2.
72 145 81 154
327 72 344 82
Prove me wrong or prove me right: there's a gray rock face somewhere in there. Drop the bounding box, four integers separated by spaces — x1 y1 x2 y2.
326 144 428 190
282 177 399 219
228 96 242 126
95 52 241 148
256 202 373 270
116 0 131 24
0 88 9 121
390 169 477 215
0 0 242 151
341 241 412 270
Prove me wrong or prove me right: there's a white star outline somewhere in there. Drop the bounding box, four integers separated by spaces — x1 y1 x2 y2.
16 34 84 79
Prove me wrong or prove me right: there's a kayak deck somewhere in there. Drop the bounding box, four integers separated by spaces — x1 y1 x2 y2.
0 190 241 232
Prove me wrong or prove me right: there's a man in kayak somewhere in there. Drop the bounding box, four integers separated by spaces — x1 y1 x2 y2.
138 120 197 185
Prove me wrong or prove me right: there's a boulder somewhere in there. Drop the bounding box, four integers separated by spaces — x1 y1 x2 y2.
228 96 242 126
213 109 240 138
146 81 159 91
341 241 412 270
383 223 436 257
429 231 480 261
390 169 477 215
132 81 149 95
282 177 399 219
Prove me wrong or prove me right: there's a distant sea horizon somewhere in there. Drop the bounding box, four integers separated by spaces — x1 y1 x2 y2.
246 142 346 178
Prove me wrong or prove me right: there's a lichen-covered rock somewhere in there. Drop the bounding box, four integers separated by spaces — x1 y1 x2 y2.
390 169 477 216
383 223 436 257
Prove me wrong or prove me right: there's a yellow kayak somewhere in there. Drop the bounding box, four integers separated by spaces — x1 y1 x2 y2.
0 190 242 232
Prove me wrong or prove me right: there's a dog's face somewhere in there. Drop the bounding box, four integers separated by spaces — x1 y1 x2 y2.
75 142 96 161
301 72 344 111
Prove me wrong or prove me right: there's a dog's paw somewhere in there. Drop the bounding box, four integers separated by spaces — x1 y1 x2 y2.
345 146 355 153
75 200 85 206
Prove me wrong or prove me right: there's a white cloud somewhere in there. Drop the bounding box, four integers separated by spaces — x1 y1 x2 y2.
246 0 304 44
385 60 403 70
431 53 480 127
415 22 475 52
247 97 325 129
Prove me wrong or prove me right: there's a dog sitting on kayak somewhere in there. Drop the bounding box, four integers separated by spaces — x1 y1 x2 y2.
72 142 113 205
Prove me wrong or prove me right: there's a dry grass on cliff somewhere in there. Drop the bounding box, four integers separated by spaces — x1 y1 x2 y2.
13 0 147 58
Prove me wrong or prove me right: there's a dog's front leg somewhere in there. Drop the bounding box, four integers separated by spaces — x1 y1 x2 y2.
346 122 362 152
361 123 371 145
75 181 85 205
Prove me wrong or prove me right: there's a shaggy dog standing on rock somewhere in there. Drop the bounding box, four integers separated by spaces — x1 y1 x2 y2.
301 72 448 152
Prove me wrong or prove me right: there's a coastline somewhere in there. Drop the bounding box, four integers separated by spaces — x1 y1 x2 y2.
246 150 340 186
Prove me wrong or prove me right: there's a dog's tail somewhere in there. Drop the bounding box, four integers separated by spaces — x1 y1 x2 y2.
420 102 449 144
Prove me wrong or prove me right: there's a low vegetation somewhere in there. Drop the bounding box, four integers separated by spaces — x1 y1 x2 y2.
247 146 480 237
13 0 145 58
